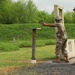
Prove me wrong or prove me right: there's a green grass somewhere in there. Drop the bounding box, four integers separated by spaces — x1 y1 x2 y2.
0 45 55 68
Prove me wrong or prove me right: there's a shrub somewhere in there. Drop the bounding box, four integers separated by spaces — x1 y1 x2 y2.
18 40 45 48
36 40 45 47
19 41 32 48
0 23 75 41
45 39 56 45
0 42 19 52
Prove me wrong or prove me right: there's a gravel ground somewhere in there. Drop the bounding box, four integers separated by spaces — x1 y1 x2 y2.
10 59 75 75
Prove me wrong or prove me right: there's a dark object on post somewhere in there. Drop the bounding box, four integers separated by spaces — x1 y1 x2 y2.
73 7 75 12
31 28 41 63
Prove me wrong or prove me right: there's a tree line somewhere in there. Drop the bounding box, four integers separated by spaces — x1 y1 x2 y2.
0 0 75 24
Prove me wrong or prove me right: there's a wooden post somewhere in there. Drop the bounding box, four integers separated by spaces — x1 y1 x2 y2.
31 28 41 63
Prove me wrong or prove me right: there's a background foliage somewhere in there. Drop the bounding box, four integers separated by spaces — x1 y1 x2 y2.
0 23 75 41
0 0 75 24
0 0 75 52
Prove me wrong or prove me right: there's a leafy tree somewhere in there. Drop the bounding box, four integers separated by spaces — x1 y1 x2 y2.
72 12 75 23
37 11 53 23
0 0 6 3
64 11 72 23
50 11 54 23
11 1 25 23
25 0 38 23
0 0 13 24
1 0 75 24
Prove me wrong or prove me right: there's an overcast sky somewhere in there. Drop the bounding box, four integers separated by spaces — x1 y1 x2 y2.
32 0 75 14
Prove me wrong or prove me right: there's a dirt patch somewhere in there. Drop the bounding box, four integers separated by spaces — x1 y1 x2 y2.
0 67 21 75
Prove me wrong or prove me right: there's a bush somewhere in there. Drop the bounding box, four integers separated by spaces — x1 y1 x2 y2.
0 42 19 52
0 23 75 41
19 41 32 48
18 39 56 48
36 40 45 47
0 39 56 52
45 39 56 45
18 40 45 48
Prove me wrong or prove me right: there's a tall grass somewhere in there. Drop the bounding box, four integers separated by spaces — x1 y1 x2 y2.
18 39 56 48
0 42 19 52
0 39 56 52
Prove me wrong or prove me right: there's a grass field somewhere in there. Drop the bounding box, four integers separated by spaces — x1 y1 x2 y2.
0 45 55 74
0 45 55 68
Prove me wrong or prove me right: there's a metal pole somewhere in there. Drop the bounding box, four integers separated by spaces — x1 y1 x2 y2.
31 28 36 63
31 28 41 63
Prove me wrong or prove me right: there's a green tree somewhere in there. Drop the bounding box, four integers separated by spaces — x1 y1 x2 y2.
37 11 52 23
72 12 75 23
11 1 25 23
25 0 38 23
50 11 54 23
64 11 72 23
0 0 13 24
0 0 6 3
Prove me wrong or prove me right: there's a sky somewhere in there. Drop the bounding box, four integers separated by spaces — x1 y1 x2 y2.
14 0 75 14
32 0 75 14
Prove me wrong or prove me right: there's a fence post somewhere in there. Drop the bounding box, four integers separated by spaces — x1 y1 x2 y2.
31 28 41 63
